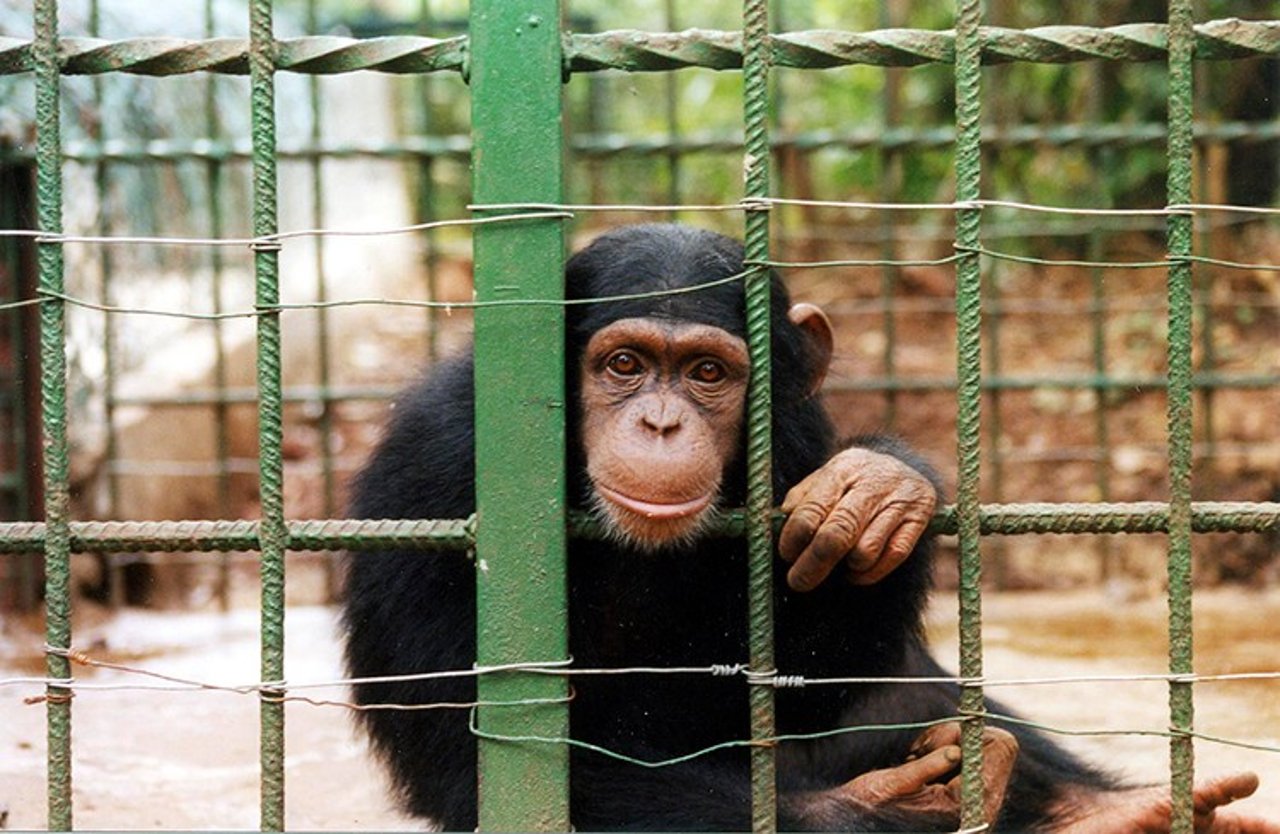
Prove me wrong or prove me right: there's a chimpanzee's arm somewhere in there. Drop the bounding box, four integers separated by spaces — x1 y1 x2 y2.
342 356 482 828
569 723 1016 832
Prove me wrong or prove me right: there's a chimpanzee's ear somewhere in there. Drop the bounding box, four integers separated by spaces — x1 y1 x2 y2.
787 303 833 397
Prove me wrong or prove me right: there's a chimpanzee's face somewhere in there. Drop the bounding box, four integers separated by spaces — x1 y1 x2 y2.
578 317 749 549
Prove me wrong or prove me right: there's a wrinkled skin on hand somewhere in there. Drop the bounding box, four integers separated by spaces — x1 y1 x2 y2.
778 446 938 593
787 723 1020 829
1049 773 1280 834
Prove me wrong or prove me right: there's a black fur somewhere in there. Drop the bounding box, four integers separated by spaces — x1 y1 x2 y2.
342 224 1115 831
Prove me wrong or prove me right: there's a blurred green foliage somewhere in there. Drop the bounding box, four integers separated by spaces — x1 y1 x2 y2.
280 0 1278 222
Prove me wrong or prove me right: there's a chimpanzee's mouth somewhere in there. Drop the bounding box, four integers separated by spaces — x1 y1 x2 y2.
594 483 714 520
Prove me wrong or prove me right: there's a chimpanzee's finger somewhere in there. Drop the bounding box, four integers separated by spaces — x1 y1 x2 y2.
779 468 850 563
978 728 1019 822
1192 772 1259 814
908 722 963 760
848 518 929 586
786 502 869 592
871 745 962 797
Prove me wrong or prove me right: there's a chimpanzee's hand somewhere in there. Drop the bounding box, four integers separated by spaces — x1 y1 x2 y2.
778 447 937 592
788 723 1018 828
1048 772 1280 834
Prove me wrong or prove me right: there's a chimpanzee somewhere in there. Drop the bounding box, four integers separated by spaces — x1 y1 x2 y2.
342 224 1274 832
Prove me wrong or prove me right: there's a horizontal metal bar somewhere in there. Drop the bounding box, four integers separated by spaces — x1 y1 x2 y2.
826 372 1280 393
937 502 1280 536
0 518 474 554
568 20 1280 72
14 371 1272 415
108 383 400 408
0 34 467 76
0 121 1274 166
0 502 1274 554
0 20 1275 78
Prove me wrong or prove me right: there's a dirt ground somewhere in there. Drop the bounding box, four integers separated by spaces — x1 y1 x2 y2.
2 587 1278 830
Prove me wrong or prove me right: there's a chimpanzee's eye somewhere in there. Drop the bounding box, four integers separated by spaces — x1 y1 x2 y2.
606 352 644 376
691 360 727 384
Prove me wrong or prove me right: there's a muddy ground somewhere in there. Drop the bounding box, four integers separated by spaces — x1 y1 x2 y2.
2 586 1277 830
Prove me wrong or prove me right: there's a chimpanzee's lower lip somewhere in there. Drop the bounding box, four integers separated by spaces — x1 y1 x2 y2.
595 483 714 520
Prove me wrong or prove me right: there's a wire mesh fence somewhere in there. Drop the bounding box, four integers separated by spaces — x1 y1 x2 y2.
0 0 1277 831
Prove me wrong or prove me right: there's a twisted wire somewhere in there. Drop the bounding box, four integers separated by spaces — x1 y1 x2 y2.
2 21 1276 77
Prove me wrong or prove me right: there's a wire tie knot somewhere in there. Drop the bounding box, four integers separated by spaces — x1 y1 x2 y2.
249 238 284 253
25 692 74 705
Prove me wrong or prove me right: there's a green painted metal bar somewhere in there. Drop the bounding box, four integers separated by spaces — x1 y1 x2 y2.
824 372 1280 393
33 0 72 826
876 0 905 431
205 0 235 612
0 518 473 554
469 0 570 829
415 0 444 362
10 119 1276 166
305 0 340 601
7 21 1279 77
1165 1 1197 831
1088 229 1118 583
248 0 287 828
662 0 683 217
3 502 1277 555
952 0 986 828
88 0 126 610
980 146 1010 590
1191 66 1221 467
742 0 778 829
38 368 1280 411
1086 66 1118 584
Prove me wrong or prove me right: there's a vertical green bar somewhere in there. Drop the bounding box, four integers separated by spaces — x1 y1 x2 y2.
877 0 903 430
416 0 443 362
662 0 682 215
469 1 569 830
89 0 125 610
205 0 235 612
742 1 777 832
953 0 986 829
1165 1 1196 831
305 0 339 601
248 0 287 828
33 0 72 826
